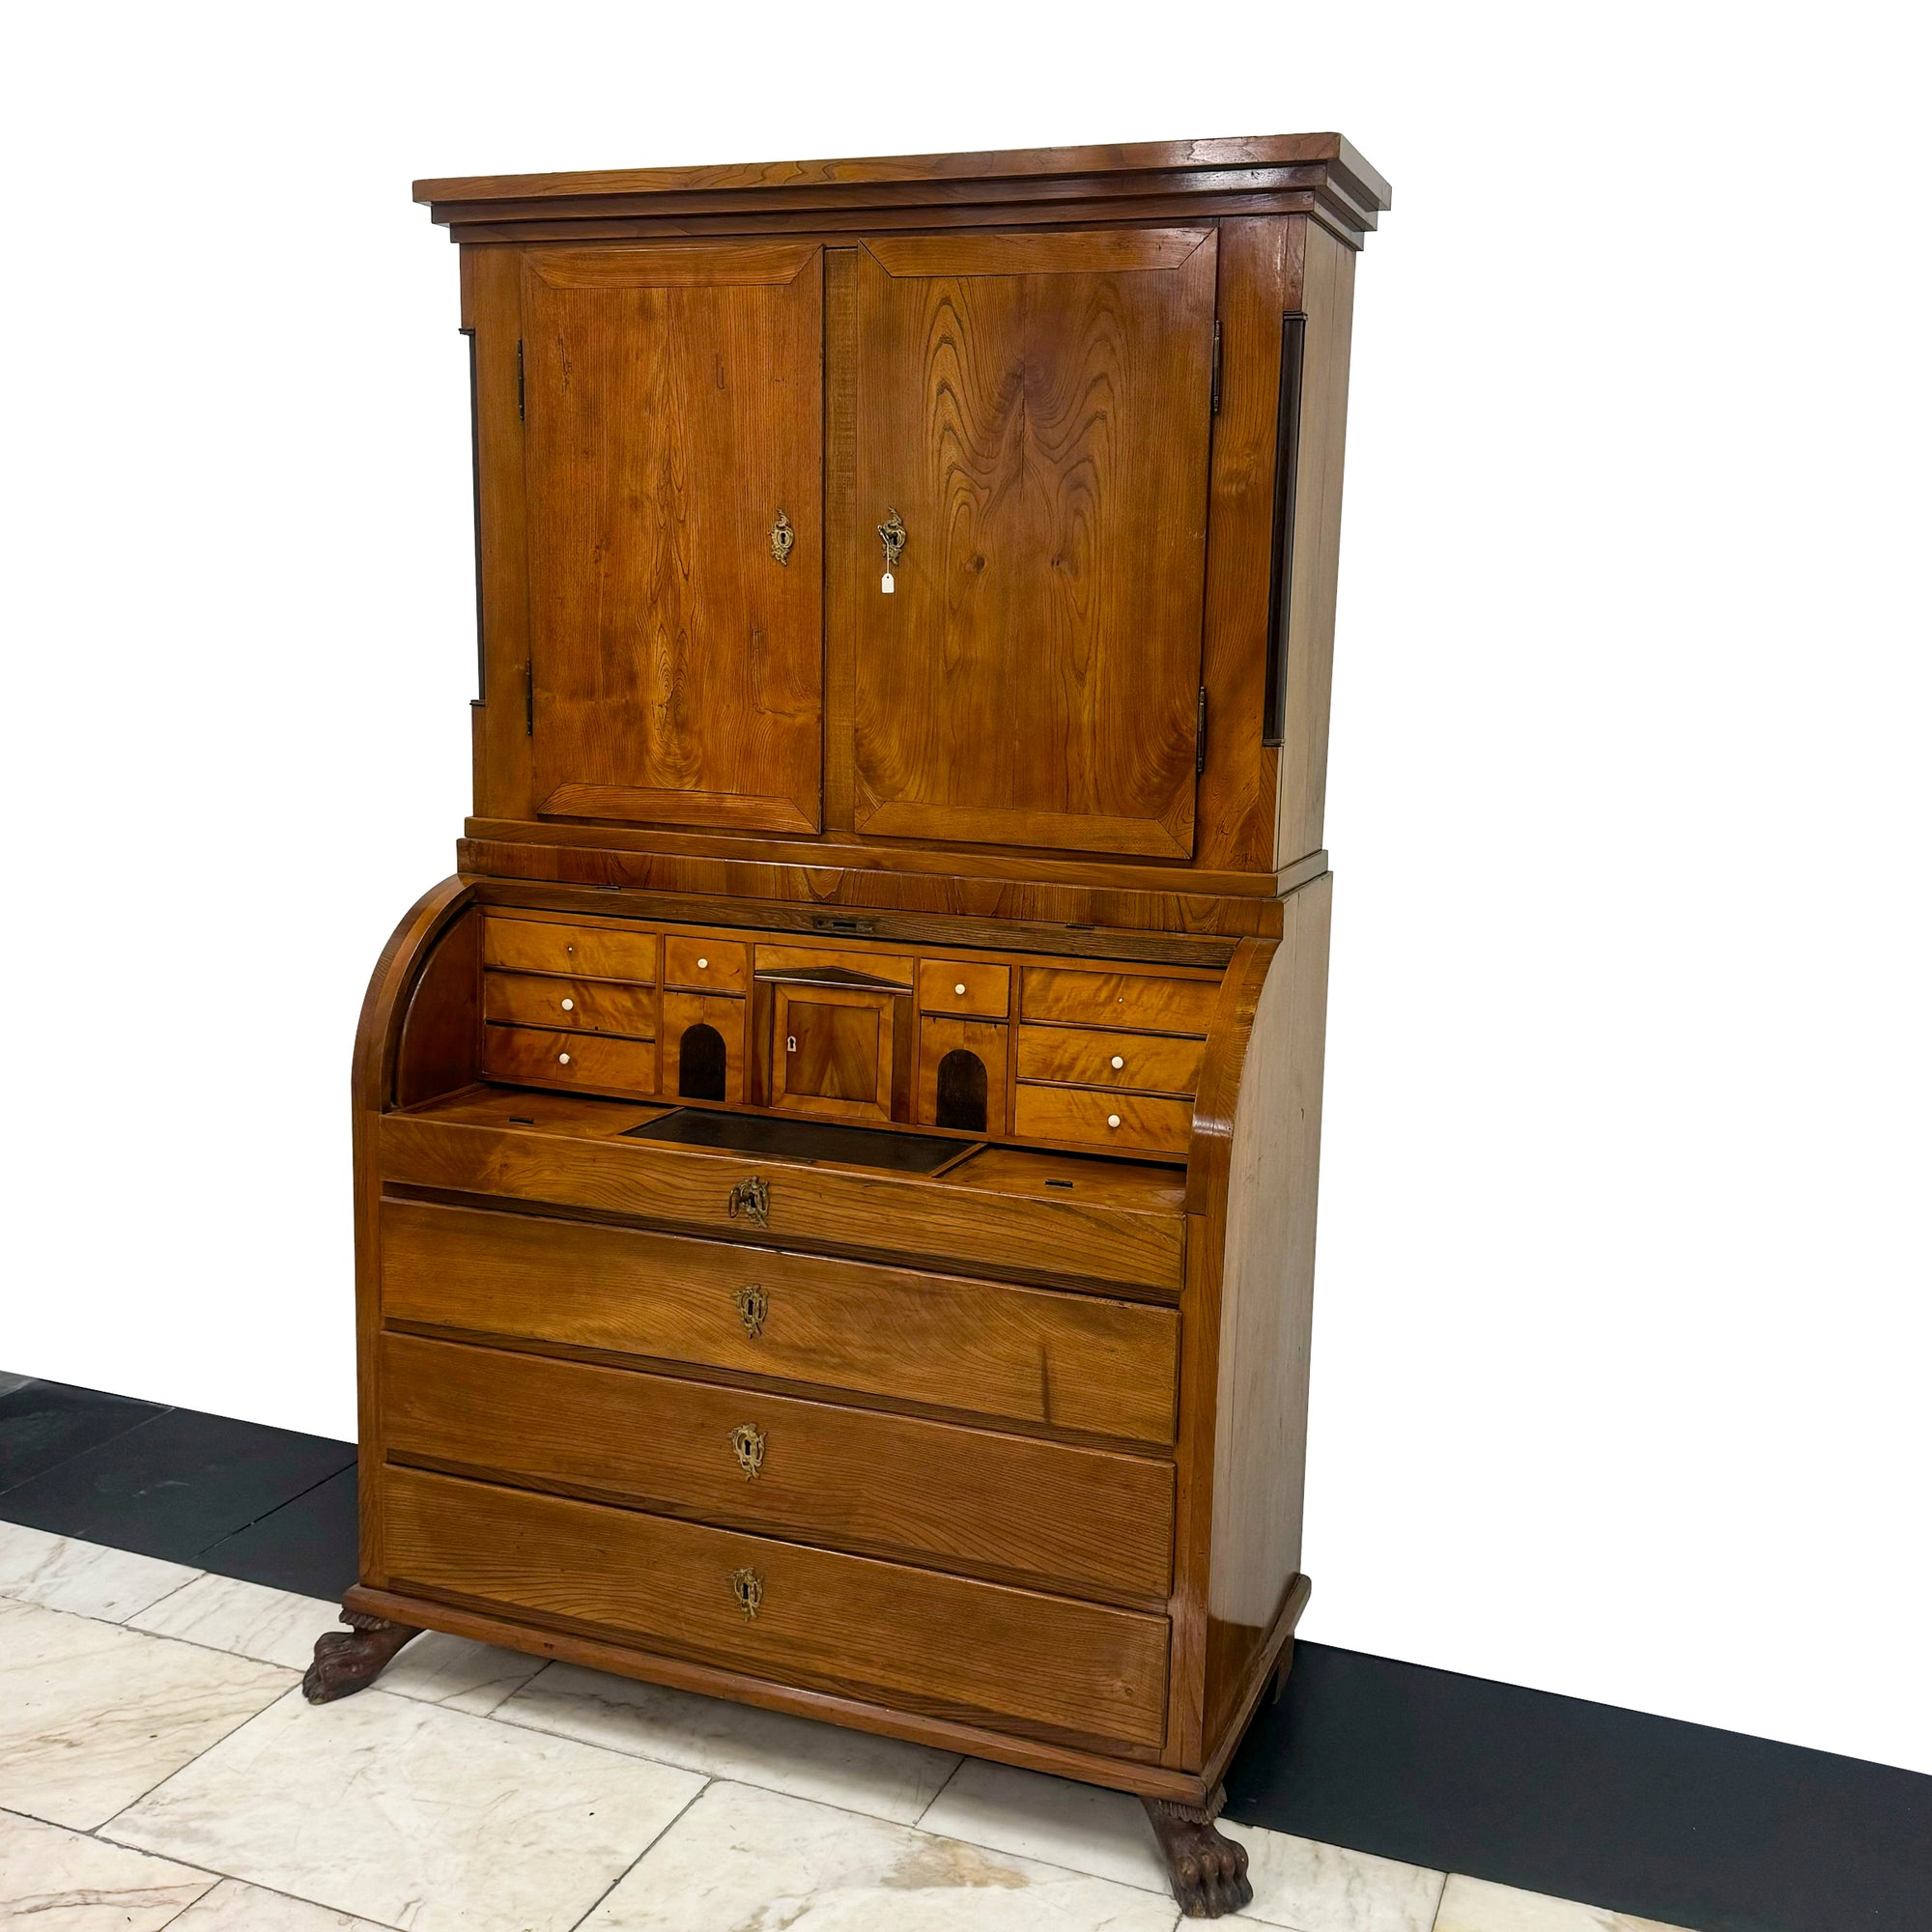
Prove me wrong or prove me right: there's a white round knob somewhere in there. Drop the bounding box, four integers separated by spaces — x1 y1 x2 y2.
1110 1055 1124 1070
1107 1113 1122 1129
954 982 967 996
561 998 575 1011
558 1052 572 1065
697 956 709 970
566 944 575 953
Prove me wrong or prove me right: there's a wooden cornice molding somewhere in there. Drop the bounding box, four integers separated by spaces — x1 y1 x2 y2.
414 133 1392 249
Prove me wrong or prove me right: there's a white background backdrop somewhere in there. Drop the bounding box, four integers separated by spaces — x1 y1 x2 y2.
4 1 1927 1776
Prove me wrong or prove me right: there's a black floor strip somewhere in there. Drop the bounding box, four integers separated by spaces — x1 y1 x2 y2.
5 1372 1927 1932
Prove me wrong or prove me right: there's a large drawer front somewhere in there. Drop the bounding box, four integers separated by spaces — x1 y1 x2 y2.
383 1464 1169 1749
382 1333 1173 1599
380 1200 1179 1445
379 1114 1185 1293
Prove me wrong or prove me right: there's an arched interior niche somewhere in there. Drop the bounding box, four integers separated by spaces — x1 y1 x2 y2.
678 1023 727 1101
934 1047 988 1132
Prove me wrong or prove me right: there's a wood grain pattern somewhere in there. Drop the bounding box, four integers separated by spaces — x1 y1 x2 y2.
770 983 896 1121
523 242 823 834
1013 1085 1195 1157
384 1464 1170 1747
483 970 657 1037
1016 1025 1204 1097
479 1024 660 1097
380 1196 1179 1442
394 910 480 1109
381 1333 1173 1599
1020 967 1221 1035
918 1016 1009 1135
917 959 1009 1017
379 1109 1187 1293
480 915 659 980
850 232 1217 858
662 989 748 1103
663 935 749 993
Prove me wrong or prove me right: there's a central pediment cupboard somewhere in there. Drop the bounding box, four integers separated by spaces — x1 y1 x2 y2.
305 134 1389 1920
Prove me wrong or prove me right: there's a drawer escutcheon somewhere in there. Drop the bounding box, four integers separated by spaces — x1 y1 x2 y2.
728 1423 767 1481
729 1566 764 1620
725 1176 771 1228
733 1283 769 1339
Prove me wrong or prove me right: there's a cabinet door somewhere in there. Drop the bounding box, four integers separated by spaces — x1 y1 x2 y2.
851 229 1218 859
523 242 823 834
770 984 899 1122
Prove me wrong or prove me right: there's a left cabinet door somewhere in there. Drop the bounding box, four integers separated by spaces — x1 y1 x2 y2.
522 242 824 834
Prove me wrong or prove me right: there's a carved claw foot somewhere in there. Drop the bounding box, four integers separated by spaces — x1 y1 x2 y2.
1144 1787 1252 1918
302 1609 422 1704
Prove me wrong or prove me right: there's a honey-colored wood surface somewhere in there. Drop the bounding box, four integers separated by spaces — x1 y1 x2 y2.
522 242 824 834
483 971 657 1037
480 915 659 981
382 1332 1173 1599
479 1025 659 1097
754 943 915 986
384 1464 1170 1747
380 1197 1179 1442
1020 967 1221 1036
1015 1025 1204 1097
917 1016 1009 1136
663 934 749 993
848 230 1216 860
1200 874 1332 1744
661 989 748 1103
1013 1084 1195 1157
770 982 897 1121
394 910 480 1109
917 958 1010 1018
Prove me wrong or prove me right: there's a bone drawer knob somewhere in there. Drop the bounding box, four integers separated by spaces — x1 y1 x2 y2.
561 997 575 1011
557 1052 571 1065
954 982 967 996
1107 1113 1122 1128
1111 1054 1124 1069
697 957 709 969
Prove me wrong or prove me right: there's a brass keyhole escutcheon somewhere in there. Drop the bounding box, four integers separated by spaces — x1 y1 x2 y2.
734 1283 768 1340
729 1423 766 1481
726 1176 770 1228
769 510 795 566
729 1566 764 1620
877 508 906 571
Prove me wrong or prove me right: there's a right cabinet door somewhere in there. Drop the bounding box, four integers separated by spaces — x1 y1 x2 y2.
850 228 1218 859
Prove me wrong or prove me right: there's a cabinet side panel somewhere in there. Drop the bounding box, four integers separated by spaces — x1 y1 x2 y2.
1273 227 1356 867
467 246 536 823
1203 871 1331 1744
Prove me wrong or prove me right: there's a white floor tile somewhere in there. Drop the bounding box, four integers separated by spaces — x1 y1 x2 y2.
581 1779 1183 1930
918 1757 1169 1891
0 1521 199 1623
107 1686 704 1932
494 1662 960 1823
129 1573 341 1670
0 1598 295 1831
1433 1874 1697 1932
1223 1820 1444 1932
0 1806 215 1929
168 1877 399 1929
368 1628 548 1715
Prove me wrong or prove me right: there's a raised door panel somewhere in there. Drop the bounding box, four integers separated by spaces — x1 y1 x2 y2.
850 228 1218 859
523 242 824 834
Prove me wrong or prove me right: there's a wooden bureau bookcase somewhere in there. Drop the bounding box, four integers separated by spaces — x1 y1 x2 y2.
304 135 1389 1918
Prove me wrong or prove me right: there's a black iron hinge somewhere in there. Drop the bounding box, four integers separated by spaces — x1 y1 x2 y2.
1209 320 1223 416
516 339 526 422
1196 685 1208 774
525 660 534 736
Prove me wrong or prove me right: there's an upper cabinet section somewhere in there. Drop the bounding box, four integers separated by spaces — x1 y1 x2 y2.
434 136 1389 913
849 230 1216 860
523 242 824 835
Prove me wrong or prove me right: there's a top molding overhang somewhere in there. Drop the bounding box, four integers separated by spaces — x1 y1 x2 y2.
412 133 1392 251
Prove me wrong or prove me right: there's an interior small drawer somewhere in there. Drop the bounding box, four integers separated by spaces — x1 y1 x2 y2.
1013 1084 1194 1156
484 972 656 1039
481 916 658 982
1015 1025 1203 1096
1019 966 1219 1037
664 935 749 994
480 1025 659 1098
918 959 1009 1018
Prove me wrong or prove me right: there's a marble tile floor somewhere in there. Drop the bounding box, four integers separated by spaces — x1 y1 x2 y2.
0 1520 1701 1932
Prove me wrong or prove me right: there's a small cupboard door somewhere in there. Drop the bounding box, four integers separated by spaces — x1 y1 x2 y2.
850 229 1218 859
523 242 823 834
